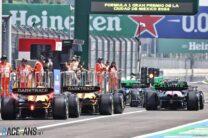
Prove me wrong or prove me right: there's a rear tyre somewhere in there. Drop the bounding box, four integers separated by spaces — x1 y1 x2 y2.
130 90 139 107
99 93 113 115
113 93 124 114
145 91 158 110
117 89 126 104
199 91 204 110
142 92 146 108
187 91 199 111
68 93 80 118
53 95 67 119
1 97 16 120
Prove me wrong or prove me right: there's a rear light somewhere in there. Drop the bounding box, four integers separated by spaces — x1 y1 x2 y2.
149 74 154 79
30 105 35 111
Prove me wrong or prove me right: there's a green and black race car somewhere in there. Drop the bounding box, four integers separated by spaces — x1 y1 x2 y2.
118 78 148 107
145 77 204 110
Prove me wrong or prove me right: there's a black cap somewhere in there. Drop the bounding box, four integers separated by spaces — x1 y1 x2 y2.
73 55 78 58
98 57 103 60
39 55 45 61
1 55 7 60
72 57 77 61
21 58 27 63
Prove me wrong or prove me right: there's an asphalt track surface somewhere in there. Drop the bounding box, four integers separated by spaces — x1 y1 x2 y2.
0 83 208 138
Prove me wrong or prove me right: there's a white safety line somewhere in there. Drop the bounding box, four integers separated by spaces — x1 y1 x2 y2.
133 118 208 138
0 110 146 136
37 110 146 130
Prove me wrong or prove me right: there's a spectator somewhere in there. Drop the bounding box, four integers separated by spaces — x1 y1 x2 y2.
108 61 118 92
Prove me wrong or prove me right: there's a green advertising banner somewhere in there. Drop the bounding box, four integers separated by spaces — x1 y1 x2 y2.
3 4 208 39
158 39 208 53
3 4 73 30
2 4 136 37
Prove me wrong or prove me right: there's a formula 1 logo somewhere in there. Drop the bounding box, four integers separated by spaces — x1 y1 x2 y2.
129 15 164 38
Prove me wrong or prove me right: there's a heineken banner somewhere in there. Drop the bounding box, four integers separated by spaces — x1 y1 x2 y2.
158 39 208 53
3 4 208 38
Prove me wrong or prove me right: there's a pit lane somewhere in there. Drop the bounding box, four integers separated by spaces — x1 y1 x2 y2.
0 83 208 138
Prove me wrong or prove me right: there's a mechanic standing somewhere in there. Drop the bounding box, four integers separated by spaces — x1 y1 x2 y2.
108 61 118 92
34 56 44 86
16 58 33 88
95 57 106 93
0 55 12 96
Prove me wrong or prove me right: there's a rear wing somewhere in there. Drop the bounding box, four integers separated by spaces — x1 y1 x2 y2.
154 84 188 91
121 83 149 88
12 88 53 95
62 86 100 93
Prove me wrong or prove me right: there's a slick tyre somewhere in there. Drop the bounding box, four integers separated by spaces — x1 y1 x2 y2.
99 93 113 115
199 91 204 110
113 93 124 114
130 90 139 107
68 93 80 118
145 91 158 110
1 97 16 120
187 91 199 111
53 95 67 119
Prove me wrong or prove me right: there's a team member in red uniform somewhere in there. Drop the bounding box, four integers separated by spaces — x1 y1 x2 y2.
95 57 106 93
16 58 33 88
0 55 12 96
34 56 44 86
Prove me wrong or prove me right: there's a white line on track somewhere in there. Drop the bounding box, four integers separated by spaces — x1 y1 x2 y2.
133 118 208 138
0 110 146 136
37 110 146 129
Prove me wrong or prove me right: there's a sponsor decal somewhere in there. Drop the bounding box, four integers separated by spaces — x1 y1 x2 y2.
158 39 208 53
13 88 49 93
65 86 100 91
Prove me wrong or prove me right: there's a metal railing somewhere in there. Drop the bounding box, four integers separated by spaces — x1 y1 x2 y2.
0 70 121 96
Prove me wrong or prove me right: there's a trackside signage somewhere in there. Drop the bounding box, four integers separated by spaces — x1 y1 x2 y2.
3 4 208 38
158 39 208 53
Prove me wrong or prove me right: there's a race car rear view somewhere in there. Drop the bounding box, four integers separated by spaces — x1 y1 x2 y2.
62 71 125 115
1 72 72 120
119 77 146 107
145 78 204 110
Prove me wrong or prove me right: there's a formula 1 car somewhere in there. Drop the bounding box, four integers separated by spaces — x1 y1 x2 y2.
1 87 72 120
61 71 125 115
63 85 125 115
145 77 204 110
118 79 147 107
